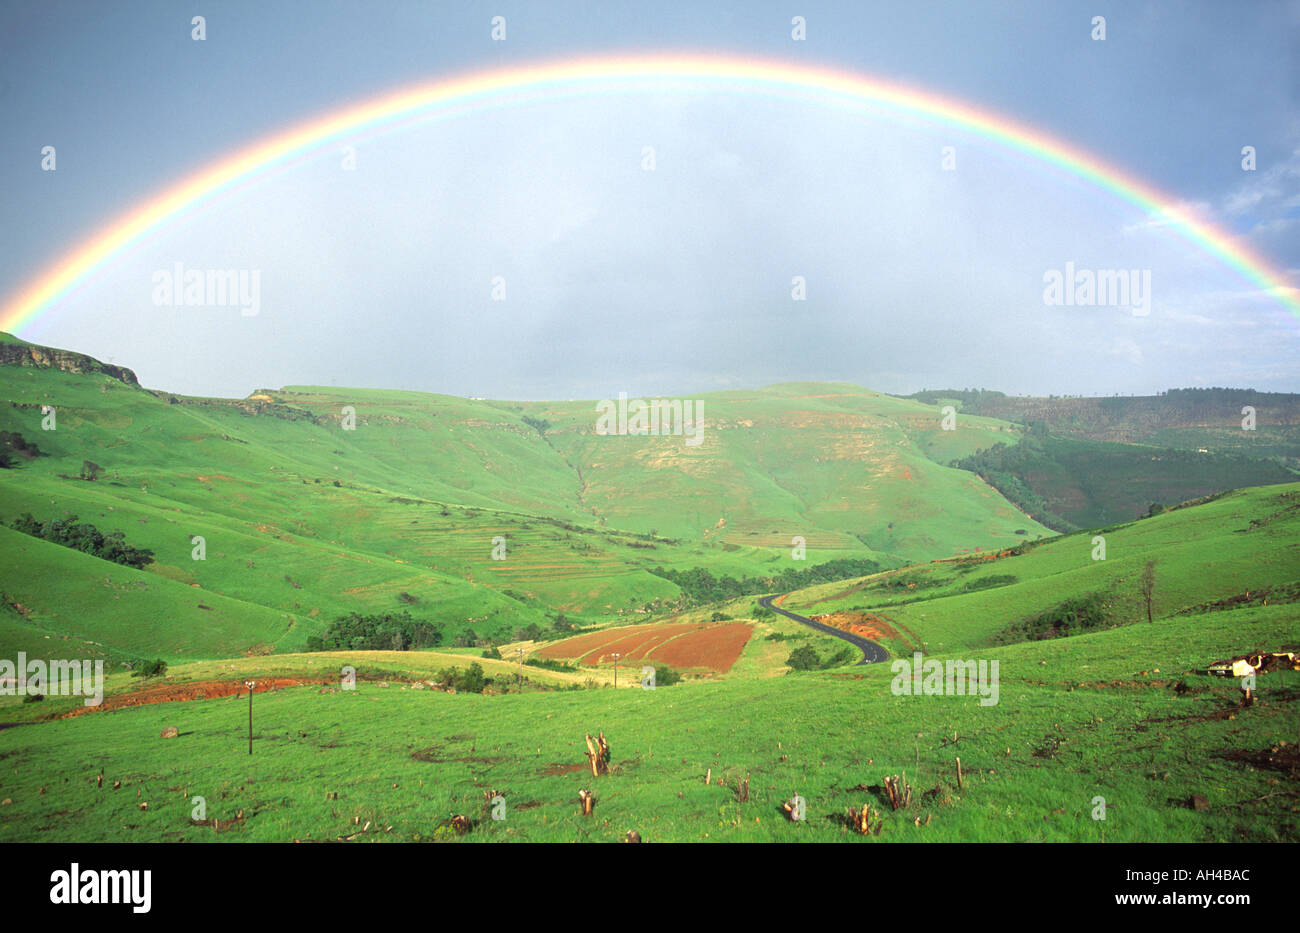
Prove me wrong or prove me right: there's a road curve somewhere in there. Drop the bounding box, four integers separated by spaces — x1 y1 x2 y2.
758 594 890 666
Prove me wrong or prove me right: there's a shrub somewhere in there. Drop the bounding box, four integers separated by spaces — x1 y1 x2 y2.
786 645 821 671
437 662 487 693
994 593 1110 644
131 658 167 678
653 664 682 686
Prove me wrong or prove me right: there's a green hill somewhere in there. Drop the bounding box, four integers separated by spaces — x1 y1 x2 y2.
781 482 1300 655
0 336 1295 843
0 337 1048 662
0 480 1294 842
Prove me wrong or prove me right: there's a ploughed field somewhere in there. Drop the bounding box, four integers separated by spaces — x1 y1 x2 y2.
537 621 753 673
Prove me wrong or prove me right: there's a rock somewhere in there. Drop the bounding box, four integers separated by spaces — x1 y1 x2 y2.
160 726 179 738
1190 794 1210 811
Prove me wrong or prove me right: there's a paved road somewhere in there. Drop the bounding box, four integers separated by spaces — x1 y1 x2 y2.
758 594 890 666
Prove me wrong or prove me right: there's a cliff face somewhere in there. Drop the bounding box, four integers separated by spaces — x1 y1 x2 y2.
0 341 140 387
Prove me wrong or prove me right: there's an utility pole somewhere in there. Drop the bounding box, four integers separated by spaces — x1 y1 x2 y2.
516 647 524 688
611 652 621 689
246 680 255 755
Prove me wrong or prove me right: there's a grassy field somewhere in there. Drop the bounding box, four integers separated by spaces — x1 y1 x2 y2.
0 598 1293 842
0 338 1295 843
0 344 1048 662
0 482 1294 842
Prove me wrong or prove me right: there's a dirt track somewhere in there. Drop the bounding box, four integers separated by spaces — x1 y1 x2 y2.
59 677 330 718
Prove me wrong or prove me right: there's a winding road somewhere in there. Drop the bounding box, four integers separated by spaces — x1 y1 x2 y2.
758 594 890 666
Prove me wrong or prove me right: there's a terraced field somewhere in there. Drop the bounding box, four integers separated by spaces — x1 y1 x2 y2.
538 620 753 672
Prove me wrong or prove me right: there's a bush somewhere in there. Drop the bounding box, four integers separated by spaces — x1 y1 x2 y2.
524 657 579 672
131 658 167 678
994 593 1110 644
481 646 502 660
653 664 682 686
961 574 1018 593
437 663 487 693
786 645 821 671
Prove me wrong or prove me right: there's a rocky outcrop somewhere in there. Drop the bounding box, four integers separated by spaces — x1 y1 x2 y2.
0 341 139 387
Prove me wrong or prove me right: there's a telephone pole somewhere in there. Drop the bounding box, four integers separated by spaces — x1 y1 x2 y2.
246 681 255 755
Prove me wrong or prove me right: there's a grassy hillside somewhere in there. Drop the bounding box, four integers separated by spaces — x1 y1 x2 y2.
1 337 1295 844
0 339 1049 662
782 483 1300 655
0 594 1292 842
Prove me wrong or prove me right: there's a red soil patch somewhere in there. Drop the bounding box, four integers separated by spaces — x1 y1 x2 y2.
646 623 752 672
540 621 753 673
576 626 691 665
812 611 900 643
60 677 328 718
536 624 663 661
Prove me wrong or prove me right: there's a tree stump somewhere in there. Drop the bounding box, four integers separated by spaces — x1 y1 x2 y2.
846 802 881 835
884 774 912 811
579 789 595 816
585 732 611 777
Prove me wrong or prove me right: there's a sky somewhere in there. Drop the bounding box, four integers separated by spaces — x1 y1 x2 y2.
0 0 1297 400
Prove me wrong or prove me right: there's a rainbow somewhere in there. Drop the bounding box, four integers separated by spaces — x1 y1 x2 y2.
3 53 1297 334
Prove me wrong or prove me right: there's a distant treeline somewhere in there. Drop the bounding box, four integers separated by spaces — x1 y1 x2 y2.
649 557 881 604
906 387 1300 445
951 433 1295 532
305 611 444 652
6 513 154 569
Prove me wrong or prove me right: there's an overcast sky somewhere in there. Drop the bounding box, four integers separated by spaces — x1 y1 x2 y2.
1 0 1297 399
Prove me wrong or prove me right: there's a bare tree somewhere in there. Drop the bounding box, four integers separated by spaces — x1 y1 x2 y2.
1140 560 1157 624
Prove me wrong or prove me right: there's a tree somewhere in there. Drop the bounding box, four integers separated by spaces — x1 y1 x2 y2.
786 645 820 671
457 662 486 693
1139 561 1157 624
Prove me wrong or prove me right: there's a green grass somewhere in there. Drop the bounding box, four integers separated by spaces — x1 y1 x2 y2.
1 338 1297 844
0 354 1051 662
784 483 1300 654
0 598 1293 842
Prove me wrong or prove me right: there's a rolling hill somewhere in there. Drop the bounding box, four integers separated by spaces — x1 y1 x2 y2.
0 334 1047 662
